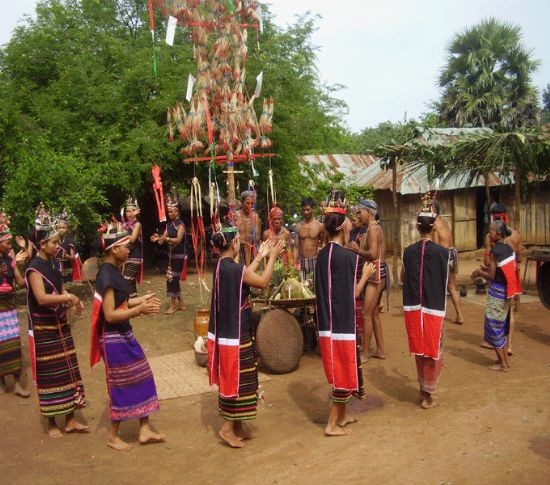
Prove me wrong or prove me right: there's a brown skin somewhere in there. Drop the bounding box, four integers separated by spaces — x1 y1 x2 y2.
101 243 165 452
150 206 185 313
472 223 511 372
432 212 464 324
346 207 386 360
125 207 142 246
56 222 77 262
262 215 293 265
482 217 522 354
216 237 285 448
324 224 375 437
27 236 88 438
234 196 262 266
293 205 325 262
0 239 29 397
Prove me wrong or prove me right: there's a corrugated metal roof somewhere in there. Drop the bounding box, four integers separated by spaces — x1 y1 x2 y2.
299 153 513 195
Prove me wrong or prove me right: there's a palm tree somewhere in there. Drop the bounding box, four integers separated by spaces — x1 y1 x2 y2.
438 18 540 130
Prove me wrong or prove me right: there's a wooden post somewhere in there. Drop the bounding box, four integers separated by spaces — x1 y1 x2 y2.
392 156 400 287
227 161 236 206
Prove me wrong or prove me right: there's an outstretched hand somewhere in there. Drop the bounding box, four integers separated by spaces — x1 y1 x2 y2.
138 297 161 316
257 239 274 259
362 262 376 279
15 236 27 250
270 239 286 258
15 250 29 263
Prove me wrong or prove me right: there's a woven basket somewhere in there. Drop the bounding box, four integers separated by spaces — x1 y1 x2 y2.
256 309 303 374
267 296 316 309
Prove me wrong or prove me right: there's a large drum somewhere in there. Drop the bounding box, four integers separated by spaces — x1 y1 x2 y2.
82 256 100 282
256 309 303 374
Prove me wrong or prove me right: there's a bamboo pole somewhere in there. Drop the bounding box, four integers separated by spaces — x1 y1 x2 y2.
392 156 400 287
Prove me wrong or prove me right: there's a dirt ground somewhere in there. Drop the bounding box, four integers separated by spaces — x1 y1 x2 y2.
1 255 549 484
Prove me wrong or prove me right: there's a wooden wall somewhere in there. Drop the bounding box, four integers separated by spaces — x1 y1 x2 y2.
376 188 478 254
501 182 550 246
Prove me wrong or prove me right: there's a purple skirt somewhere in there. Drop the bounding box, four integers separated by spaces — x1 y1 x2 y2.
100 329 159 421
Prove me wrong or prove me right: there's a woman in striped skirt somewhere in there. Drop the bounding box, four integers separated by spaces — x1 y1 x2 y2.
122 199 143 298
0 213 29 398
208 225 284 448
26 218 87 439
91 223 164 452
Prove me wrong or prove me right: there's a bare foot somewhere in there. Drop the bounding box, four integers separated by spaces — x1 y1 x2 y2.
107 436 133 452
370 352 386 360
489 363 509 372
13 382 30 398
219 429 245 448
325 425 351 436
164 306 177 315
360 354 369 364
234 423 256 440
139 429 166 445
507 348 514 356
480 341 493 349
420 399 438 409
337 416 358 427
178 304 186 311
65 419 90 433
453 319 464 325
48 424 63 439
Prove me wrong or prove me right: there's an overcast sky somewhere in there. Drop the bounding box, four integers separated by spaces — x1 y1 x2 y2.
2 0 549 132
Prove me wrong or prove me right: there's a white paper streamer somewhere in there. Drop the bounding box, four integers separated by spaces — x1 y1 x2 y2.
186 74 196 102
254 71 263 98
165 16 177 46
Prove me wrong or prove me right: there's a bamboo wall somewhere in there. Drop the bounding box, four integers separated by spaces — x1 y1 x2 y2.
501 182 550 246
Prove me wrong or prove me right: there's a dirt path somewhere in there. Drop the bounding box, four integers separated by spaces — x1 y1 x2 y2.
1 261 549 484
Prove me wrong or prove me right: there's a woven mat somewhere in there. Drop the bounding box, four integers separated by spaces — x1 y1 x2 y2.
148 350 271 401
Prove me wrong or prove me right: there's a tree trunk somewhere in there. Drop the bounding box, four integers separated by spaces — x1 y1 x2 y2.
392 156 400 288
484 171 491 215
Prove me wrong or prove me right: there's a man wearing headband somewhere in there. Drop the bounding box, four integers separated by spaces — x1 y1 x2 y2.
401 206 449 409
431 201 464 325
235 190 262 266
481 202 522 354
0 212 30 398
262 205 293 264
294 198 325 284
347 198 388 361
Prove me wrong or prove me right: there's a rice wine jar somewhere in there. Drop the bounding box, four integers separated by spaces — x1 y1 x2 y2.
194 308 210 337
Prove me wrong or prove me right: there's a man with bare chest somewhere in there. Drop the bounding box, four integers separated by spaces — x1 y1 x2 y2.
481 203 522 354
294 198 325 283
431 201 464 324
234 190 261 266
262 206 293 264
347 199 387 361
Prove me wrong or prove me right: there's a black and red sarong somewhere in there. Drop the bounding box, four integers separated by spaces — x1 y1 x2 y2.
315 243 365 403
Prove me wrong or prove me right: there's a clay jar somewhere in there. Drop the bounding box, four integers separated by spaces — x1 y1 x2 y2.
194 308 209 337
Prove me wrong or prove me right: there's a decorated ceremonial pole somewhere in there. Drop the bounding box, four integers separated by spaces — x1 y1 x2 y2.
157 0 274 209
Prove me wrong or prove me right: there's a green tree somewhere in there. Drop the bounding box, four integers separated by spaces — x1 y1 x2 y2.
0 1 353 236
542 83 550 123
438 18 540 130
